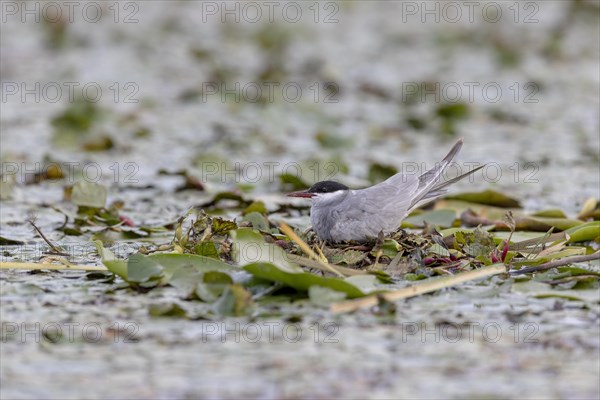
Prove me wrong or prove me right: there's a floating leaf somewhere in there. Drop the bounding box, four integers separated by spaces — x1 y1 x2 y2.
557 266 600 277
211 217 237 235
51 97 104 148
71 181 107 209
199 191 247 209
149 303 189 318
196 271 234 302
435 200 514 220
531 209 568 218
169 264 204 298
147 253 235 281
577 198 599 220
127 253 164 284
243 201 267 215
403 209 456 228
518 217 583 232
211 284 253 316
444 190 521 208
241 211 270 231
82 135 114 152
331 264 507 313
436 102 469 120
378 239 401 258
511 280 600 303
0 236 25 245
231 228 300 273
194 241 220 259
95 240 128 279
309 286 347 307
565 221 600 243
436 103 470 135
243 262 378 298
279 173 309 191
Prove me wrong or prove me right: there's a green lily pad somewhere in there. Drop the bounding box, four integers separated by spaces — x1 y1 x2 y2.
0 236 25 245
403 209 457 228
211 284 253 316
95 240 128 280
519 217 583 232
71 181 107 208
444 190 521 208
309 286 347 307
194 241 220 259
147 253 236 281
127 253 164 283
512 280 600 303
149 303 189 318
379 239 401 258
565 221 600 243
196 271 234 302
531 209 568 218
231 228 300 273
243 262 378 299
243 201 268 215
241 211 270 231
168 264 204 298
279 173 309 191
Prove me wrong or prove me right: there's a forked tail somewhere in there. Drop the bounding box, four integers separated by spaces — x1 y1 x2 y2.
408 139 484 211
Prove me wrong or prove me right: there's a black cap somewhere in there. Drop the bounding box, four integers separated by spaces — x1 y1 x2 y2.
307 181 349 193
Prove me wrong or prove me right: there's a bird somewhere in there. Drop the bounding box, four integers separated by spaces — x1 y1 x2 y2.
287 139 484 242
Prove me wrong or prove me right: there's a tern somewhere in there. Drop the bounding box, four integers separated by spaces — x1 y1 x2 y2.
287 139 484 242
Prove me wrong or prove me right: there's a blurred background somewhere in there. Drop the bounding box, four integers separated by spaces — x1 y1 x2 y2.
2 1 599 216
1 2 600 399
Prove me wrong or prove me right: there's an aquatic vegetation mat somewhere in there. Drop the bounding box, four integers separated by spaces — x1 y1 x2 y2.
2 188 599 318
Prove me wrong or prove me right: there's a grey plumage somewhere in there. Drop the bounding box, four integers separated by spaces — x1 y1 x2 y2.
288 139 484 242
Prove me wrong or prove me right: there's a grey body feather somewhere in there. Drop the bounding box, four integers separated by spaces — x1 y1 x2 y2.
309 139 481 242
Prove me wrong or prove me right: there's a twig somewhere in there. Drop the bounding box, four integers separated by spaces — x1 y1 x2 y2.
279 222 345 277
510 253 600 275
331 263 507 313
27 219 67 256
